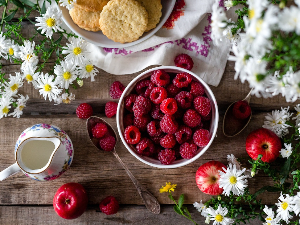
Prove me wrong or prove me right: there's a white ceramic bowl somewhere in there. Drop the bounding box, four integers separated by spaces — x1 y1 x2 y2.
117 66 219 168
60 0 176 48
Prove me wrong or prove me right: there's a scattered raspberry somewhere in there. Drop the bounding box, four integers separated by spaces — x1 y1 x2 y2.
92 123 108 139
151 70 170 87
134 114 151 132
232 100 251 119
76 103 93 119
160 134 176 149
99 196 119 215
173 73 192 88
151 104 164 120
110 81 125 99
99 135 116 151
202 111 212 121
158 149 176 165
124 94 137 112
180 142 197 159
133 96 151 117
175 125 192 144
194 96 211 117
150 87 167 104
160 115 178 134
166 83 181 98
190 81 205 97
193 129 210 147
183 109 202 128
174 54 194 70
135 79 155 97
136 138 156 156
147 120 163 137
124 125 141 144
123 114 134 128
160 98 178 115
175 91 193 109
105 102 118 118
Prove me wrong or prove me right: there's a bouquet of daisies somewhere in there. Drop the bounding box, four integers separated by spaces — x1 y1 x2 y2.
211 0 300 102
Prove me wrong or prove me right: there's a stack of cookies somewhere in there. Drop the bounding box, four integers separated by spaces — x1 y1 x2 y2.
69 0 162 43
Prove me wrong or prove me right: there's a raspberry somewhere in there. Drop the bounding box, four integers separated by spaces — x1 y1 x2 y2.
174 54 194 70
160 134 176 149
166 83 181 98
158 149 176 165
124 125 141 144
175 91 193 109
160 115 178 134
150 87 167 104
173 73 192 88
99 196 119 215
92 123 108 139
147 120 163 137
173 107 184 119
110 81 125 99
175 125 192 144
151 69 170 87
134 114 151 132
124 94 137 112
133 96 151 117
193 129 210 147
180 142 197 159
151 104 164 120
202 111 212 121
183 109 202 128
194 96 211 117
232 100 251 119
160 98 178 115
99 135 116 151
135 79 155 97
136 138 156 156
151 134 164 145
76 103 93 119
123 114 134 128
190 81 205 97
105 102 118 118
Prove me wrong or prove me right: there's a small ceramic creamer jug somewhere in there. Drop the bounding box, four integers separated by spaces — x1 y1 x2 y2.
0 123 74 181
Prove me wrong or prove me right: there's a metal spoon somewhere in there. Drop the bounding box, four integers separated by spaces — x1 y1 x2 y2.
86 116 161 214
222 89 253 137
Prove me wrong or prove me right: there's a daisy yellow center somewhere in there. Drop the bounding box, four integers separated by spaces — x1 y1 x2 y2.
2 106 9 114
229 176 237 184
19 105 24 111
63 72 72 80
8 48 14 55
297 112 300 115
85 64 93 72
266 217 272 221
10 84 18 91
73 47 81 55
44 84 52 92
26 54 32 60
215 214 223 222
26 74 33 82
281 202 288 210
249 9 255 19
68 0 73 4
256 19 263 32
46 18 56 27
278 121 282 124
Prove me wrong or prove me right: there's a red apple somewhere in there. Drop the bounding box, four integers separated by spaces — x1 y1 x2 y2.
246 128 281 163
53 183 88 219
195 161 226 195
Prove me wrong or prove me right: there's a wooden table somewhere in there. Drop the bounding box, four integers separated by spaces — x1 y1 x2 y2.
0 8 296 225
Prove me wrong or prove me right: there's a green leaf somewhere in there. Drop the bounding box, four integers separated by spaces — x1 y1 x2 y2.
0 0 6 6
173 205 182 215
54 35 63 45
183 206 191 218
253 186 281 198
280 158 291 184
19 0 35 7
11 0 24 8
41 0 46 14
168 193 175 202
4 10 17 22
178 194 184 209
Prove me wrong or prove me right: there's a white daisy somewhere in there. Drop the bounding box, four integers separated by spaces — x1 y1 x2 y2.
19 40 38 70
263 205 280 225
62 37 89 65
0 32 8 58
193 200 208 217
5 73 23 96
247 0 269 21
0 96 12 119
280 143 293 158
35 6 63 39
59 0 76 10
291 192 300 216
206 204 234 225
222 20 241 45
36 73 62 102
275 193 294 223
283 70 300 102
279 6 300 35
211 2 228 46
293 104 300 126
224 0 233 10
22 65 39 87
78 59 98 81
219 163 248 196
54 92 75 105
8 94 29 118
77 79 83 87
54 60 78 89
265 71 286 97
6 39 19 59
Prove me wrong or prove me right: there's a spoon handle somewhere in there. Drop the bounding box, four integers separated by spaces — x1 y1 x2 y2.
112 150 161 214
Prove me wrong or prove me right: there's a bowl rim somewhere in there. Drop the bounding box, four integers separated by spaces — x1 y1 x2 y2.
116 66 219 168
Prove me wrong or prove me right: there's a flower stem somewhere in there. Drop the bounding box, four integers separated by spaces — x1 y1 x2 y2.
0 0 9 32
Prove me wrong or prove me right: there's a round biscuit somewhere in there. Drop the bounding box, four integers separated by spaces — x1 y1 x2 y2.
76 0 110 12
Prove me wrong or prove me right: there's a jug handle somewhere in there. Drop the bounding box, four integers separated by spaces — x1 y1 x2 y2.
0 163 21 181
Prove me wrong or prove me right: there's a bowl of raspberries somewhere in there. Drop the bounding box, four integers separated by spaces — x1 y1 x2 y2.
116 66 218 168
